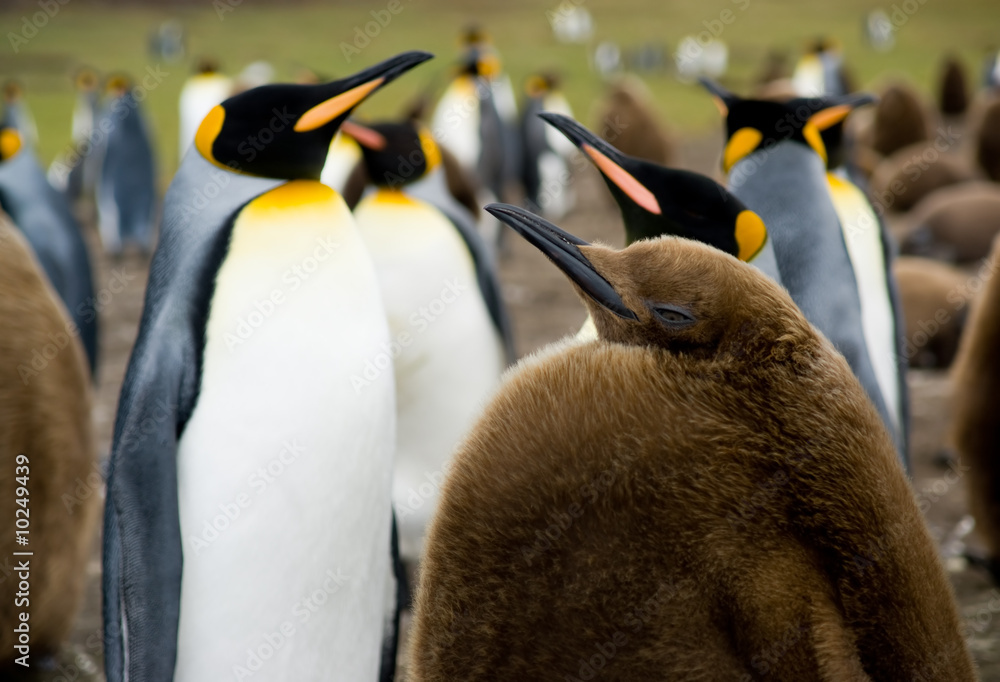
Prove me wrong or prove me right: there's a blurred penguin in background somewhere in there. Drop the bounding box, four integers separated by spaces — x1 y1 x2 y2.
976 97 1000 182
50 67 103 200
871 81 930 157
520 71 577 219
938 54 970 118
96 74 157 255
0 125 99 374
177 58 232 160
231 60 274 95
592 77 675 166
982 46 1000 90
2 79 38 148
791 37 852 97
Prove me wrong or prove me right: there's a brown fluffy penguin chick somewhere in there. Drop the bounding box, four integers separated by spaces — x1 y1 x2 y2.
0 215 98 666
593 78 675 166
409 205 976 682
868 140 973 214
898 182 1000 262
951 233 1000 575
975 97 1000 182
894 256 971 368
938 55 970 117
872 82 931 157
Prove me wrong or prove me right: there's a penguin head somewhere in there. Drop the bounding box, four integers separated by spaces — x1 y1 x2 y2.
195 57 222 76
2 80 23 105
458 44 501 80
74 67 99 93
485 204 808 359
0 127 22 162
340 119 441 187
539 112 768 261
193 50 432 180
699 78 874 172
525 72 560 99
105 73 134 98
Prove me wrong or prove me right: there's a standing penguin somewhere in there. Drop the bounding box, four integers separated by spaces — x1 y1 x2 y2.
791 37 851 97
700 79 906 465
96 74 158 255
341 118 513 564
101 51 432 682
409 204 975 681
0 126 98 375
1 80 38 148
519 72 577 218
0 213 98 670
49 67 102 199
177 58 232 160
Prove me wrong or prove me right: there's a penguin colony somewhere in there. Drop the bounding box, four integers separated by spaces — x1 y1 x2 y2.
5 25 1000 681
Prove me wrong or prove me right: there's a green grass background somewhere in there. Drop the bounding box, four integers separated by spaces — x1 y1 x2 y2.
1 0 997 184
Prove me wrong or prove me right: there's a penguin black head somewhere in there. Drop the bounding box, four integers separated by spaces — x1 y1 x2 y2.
2 80 23 105
195 57 221 75
539 112 767 261
0 126 22 162
699 78 874 172
194 51 433 180
457 45 501 80
486 204 806 359
105 73 134 98
525 72 561 98
74 67 99 92
340 119 440 188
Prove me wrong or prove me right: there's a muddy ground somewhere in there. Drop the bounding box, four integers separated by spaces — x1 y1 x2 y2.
20 135 1000 680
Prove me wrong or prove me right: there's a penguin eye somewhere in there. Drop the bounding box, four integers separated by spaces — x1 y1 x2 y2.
651 304 696 328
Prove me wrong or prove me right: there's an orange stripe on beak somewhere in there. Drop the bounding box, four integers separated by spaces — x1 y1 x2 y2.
341 120 387 150
294 78 385 132
583 144 661 215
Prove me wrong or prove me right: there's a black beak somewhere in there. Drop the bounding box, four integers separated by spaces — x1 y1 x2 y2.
339 50 434 90
697 77 739 112
538 112 629 166
484 203 637 320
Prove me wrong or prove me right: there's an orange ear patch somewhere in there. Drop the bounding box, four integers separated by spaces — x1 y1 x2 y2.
583 144 661 215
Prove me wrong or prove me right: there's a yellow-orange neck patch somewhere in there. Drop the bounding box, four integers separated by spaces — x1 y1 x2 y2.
0 128 22 160
735 210 767 262
723 127 763 173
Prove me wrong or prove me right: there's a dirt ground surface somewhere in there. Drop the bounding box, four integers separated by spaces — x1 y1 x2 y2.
17 135 1000 680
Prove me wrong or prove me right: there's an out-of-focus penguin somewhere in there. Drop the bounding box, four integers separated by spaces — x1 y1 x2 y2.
0 126 98 374
343 118 513 563
61 67 102 200
320 129 363 193
700 79 907 466
791 37 851 97
96 75 158 255
101 51 432 682
177 58 232 160
2 80 38 147
520 72 577 219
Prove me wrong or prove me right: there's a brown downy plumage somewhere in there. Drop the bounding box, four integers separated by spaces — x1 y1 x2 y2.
951 233 1000 577
898 182 1000 262
868 140 974 213
872 82 931 157
894 256 971 368
0 215 98 666
410 204 976 682
939 55 970 117
975 96 1000 182
592 78 675 166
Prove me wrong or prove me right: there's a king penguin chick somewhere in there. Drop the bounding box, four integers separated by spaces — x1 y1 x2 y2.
177 58 232 161
0 213 98 670
0 125 98 375
96 74 158 255
101 51 432 682
700 79 907 467
344 118 513 564
952 233 1000 583
409 203 975 682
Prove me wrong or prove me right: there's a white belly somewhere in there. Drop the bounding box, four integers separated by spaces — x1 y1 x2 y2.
828 171 901 431
320 132 362 193
354 191 505 561
175 181 395 681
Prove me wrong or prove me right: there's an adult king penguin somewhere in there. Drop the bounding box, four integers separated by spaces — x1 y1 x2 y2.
96 75 158 255
520 73 577 219
342 118 513 564
700 79 907 467
409 204 974 680
0 125 98 375
101 51 432 682
177 58 233 160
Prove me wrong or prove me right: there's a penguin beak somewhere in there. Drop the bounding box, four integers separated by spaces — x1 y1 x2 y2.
808 93 878 131
340 120 387 150
697 77 739 116
295 51 433 132
538 112 662 215
484 203 638 320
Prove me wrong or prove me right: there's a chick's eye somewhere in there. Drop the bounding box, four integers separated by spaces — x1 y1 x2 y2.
652 305 695 327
